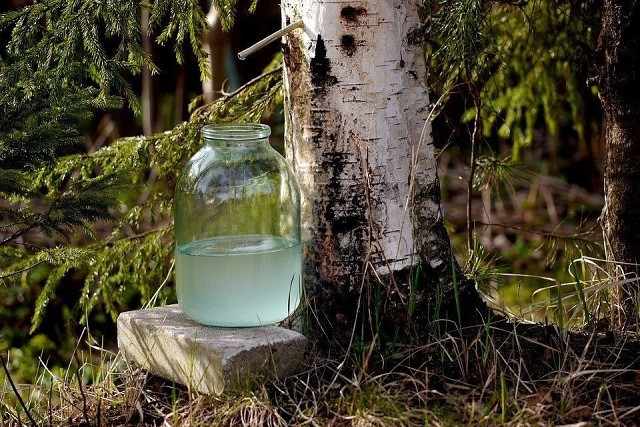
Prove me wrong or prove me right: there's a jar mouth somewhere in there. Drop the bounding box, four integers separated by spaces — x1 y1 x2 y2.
202 123 271 140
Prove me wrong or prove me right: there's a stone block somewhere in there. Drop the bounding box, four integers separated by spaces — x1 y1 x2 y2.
117 304 307 395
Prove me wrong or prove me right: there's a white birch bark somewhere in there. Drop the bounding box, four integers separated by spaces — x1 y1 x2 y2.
282 0 455 332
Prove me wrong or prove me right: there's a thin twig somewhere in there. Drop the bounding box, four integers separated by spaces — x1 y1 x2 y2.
192 67 282 116
0 260 47 280
105 226 167 244
467 82 482 253
74 354 91 426
0 352 37 426
70 330 91 426
0 223 38 246
97 392 102 427
48 382 53 427
221 67 282 101
474 220 598 245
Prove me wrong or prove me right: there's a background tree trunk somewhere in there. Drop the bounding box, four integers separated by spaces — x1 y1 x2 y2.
596 1 640 326
201 5 229 103
281 1 480 346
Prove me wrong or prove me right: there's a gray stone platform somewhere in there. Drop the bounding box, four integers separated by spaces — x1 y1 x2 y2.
117 304 307 395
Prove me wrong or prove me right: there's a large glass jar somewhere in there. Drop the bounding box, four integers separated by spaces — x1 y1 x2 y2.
174 124 301 327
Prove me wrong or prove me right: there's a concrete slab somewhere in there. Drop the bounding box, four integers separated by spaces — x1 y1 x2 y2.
117 304 307 395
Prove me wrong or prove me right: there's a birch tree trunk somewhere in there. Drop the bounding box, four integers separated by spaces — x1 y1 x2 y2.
281 1 482 344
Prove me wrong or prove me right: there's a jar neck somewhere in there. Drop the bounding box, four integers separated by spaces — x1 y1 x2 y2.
202 123 271 149
204 138 270 149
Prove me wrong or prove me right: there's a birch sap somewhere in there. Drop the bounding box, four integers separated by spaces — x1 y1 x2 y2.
176 235 301 327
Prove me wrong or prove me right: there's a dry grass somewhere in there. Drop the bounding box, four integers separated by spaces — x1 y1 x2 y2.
2 318 639 427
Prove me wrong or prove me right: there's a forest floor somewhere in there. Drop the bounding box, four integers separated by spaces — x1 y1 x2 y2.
4 153 639 426
3 319 640 426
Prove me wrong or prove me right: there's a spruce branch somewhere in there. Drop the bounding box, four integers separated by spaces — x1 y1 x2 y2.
5 63 283 328
0 0 282 328
1 0 211 111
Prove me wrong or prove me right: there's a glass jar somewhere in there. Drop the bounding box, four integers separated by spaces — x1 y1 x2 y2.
174 123 301 327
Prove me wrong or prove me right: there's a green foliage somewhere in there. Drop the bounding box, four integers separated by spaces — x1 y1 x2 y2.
210 0 262 31
423 0 489 85
0 333 56 382
424 0 600 158
1 65 283 330
0 0 282 331
463 238 503 286
0 0 211 249
472 155 522 194
480 2 598 157
0 73 105 240
150 0 210 78
0 0 212 113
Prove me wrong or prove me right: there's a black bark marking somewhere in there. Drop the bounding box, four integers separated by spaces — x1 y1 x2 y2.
281 41 296 72
340 34 357 56
340 6 366 23
310 120 369 340
310 36 338 93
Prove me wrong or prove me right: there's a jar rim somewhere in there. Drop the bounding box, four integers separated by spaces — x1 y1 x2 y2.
202 123 271 140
